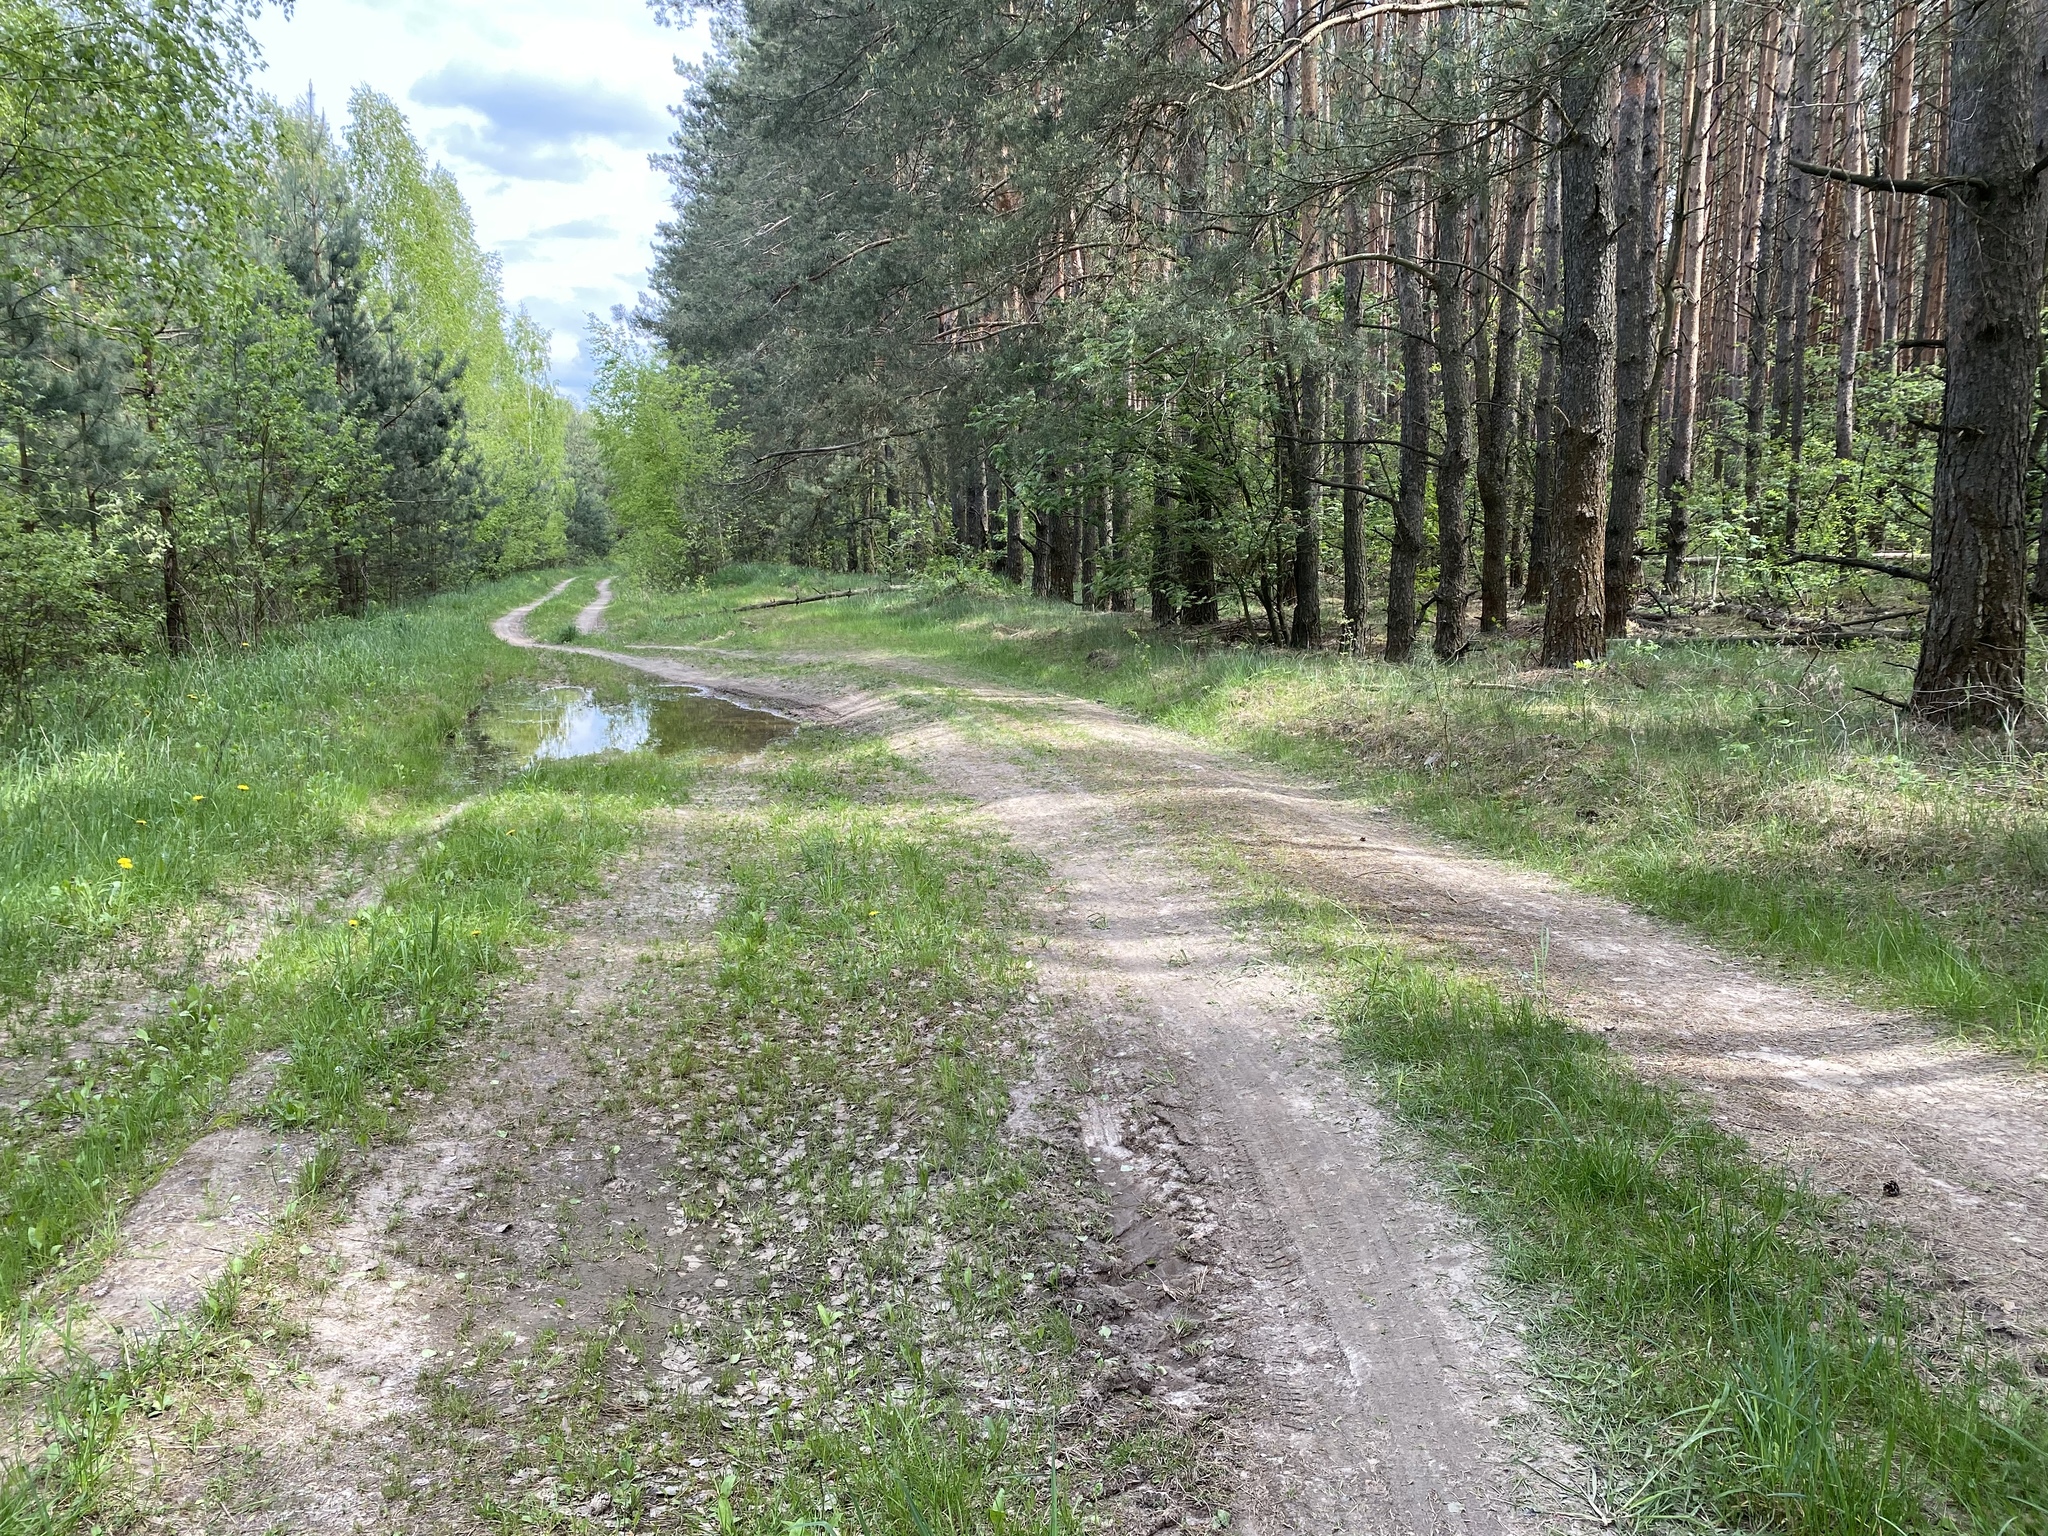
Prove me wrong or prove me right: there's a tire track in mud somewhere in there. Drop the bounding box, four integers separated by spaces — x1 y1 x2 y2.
923 731 1564 1536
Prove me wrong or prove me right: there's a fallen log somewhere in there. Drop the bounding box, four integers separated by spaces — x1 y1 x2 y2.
734 584 909 612
1643 627 1920 648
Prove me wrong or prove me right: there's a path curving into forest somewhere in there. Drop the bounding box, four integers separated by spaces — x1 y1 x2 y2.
499 584 1566 1534
573 575 614 635
503 587 2048 1370
493 578 885 725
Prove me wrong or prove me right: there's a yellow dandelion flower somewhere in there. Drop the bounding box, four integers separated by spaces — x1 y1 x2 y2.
236 784 250 791
348 919 361 928
186 693 199 701
470 929 482 937
191 794 205 802
117 857 133 870
134 818 146 826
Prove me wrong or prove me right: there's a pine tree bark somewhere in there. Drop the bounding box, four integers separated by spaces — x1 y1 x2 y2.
1877 1 1919 355
1149 472 1177 622
1341 202 1369 640
1606 43 1662 637
1287 362 1325 646
1110 472 1131 610
1659 4 1719 589
1773 22 1820 439
1540 49 1622 667
1387 174 1431 662
1525 140 1561 603
1477 103 1537 632
1432 177 1475 659
1081 492 1101 607
999 473 1022 585
1742 15 1794 528
1910 0 2048 724
1834 12 1865 466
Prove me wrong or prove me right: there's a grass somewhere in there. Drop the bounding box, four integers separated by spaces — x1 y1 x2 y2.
0 571 708 1522
0 747 695 1307
1212 860 2048 1534
101 726 1169 1535
0 568 606 998
0 1138 343 1533
598 565 2048 1059
11 562 2041 1535
434 735 1088 1536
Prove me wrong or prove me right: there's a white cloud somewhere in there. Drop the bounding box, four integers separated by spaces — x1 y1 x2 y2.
250 0 709 400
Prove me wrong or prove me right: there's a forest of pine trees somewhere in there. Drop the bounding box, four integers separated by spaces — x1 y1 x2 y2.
650 0 2048 725
0 0 610 697
8 0 2045 728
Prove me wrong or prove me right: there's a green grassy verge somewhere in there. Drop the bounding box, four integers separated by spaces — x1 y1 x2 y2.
0 748 695 1305
1209 858 2048 1534
599 566 2048 1059
0 755 703 1532
0 569 602 997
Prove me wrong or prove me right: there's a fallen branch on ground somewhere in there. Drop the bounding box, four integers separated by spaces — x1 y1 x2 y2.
734 585 911 612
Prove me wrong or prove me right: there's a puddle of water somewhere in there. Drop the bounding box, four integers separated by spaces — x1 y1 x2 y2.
484 683 798 764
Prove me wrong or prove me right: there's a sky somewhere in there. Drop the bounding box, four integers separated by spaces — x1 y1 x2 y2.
251 0 715 398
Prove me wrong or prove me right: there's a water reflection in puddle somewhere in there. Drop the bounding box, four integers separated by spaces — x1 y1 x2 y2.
488 683 798 763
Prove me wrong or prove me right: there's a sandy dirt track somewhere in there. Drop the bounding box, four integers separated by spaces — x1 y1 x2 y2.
498 588 1567 1534
537 584 2048 1369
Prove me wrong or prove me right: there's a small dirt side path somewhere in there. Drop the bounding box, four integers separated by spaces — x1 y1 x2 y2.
493 584 885 726
544 587 2048 1369
574 575 614 635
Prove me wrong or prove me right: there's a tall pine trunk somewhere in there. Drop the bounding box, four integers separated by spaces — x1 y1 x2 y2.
1540 49 1622 667
1910 0 2048 724
1525 140 1562 603
1659 3 1718 590
1606 43 1662 637
1387 175 1431 662
1286 362 1325 646
1341 202 1369 641
1833 12 1865 469
1432 175 1474 659
1742 15 1794 528
1478 103 1537 632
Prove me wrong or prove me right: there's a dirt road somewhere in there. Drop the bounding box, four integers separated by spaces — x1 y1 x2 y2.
103 585 2045 1532
498 584 1569 1536
547 584 2048 1368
